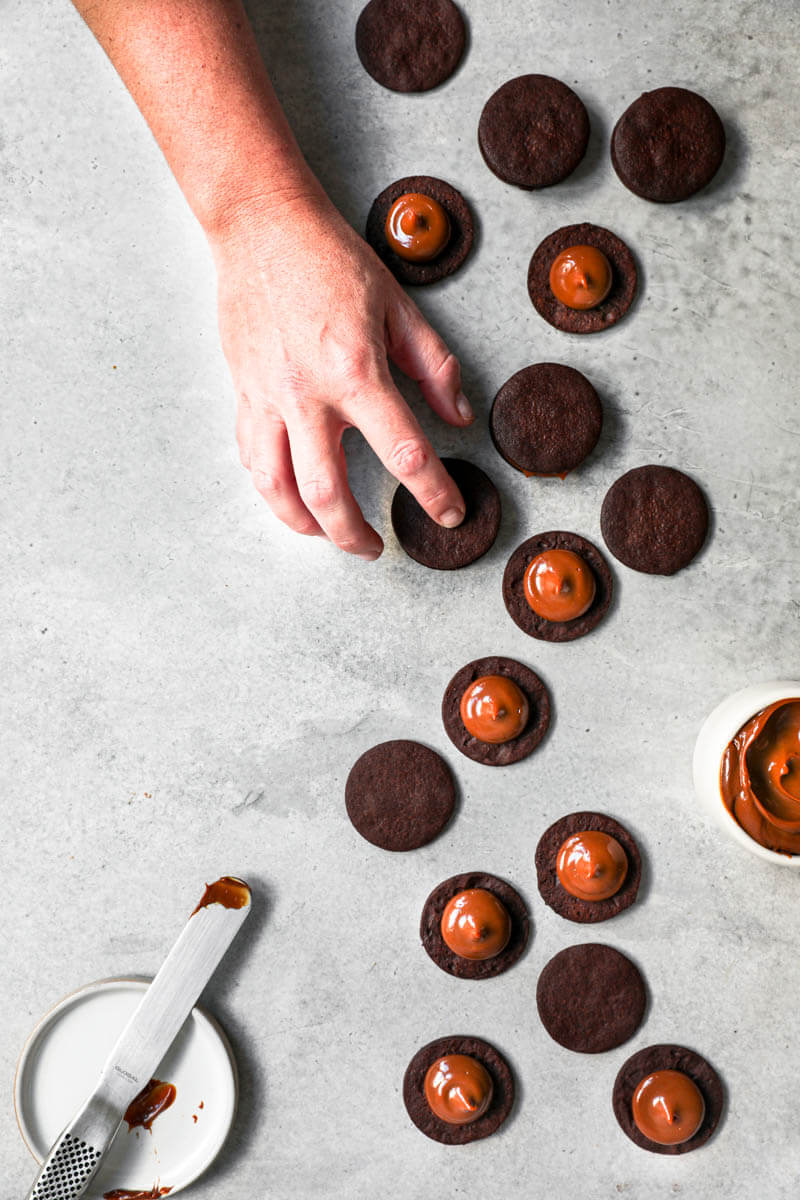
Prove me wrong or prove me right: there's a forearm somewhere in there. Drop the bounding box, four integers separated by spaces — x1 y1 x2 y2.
73 0 327 237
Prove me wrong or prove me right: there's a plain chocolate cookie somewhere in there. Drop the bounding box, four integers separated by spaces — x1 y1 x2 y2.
403 1035 514 1144
502 532 613 642
365 175 474 286
478 75 589 189
345 740 455 851
613 1044 724 1154
355 0 466 93
612 87 725 202
420 871 529 979
600 464 709 574
490 363 603 475
528 223 637 334
391 458 500 569
535 811 642 923
441 656 550 765
537 944 647 1053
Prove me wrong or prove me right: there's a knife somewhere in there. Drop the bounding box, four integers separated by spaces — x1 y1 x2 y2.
25 876 251 1200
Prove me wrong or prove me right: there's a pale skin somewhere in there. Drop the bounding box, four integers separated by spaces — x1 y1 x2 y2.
72 0 472 561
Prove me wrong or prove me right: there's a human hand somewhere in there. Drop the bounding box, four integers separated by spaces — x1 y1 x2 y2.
210 194 474 560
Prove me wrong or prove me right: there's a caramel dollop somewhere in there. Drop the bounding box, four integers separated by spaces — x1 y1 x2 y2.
460 675 529 743
556 830 628 901
440 888 512 960
385 193 451 262
424 1054 493 1125
524 549 596 622
549 244 613 309
632 1069 705 1145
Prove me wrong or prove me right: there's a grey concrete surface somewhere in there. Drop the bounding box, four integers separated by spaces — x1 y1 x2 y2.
2 0 799 1196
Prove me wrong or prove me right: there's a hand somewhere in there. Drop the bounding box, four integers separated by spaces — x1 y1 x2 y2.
210 194 474 560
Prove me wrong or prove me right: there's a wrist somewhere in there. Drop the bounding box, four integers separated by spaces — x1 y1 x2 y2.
200 164 332 248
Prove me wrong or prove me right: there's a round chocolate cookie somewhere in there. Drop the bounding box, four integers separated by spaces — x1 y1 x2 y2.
528 223 637 334
345 740 455 851
612 87 725 203
403 1035 514 1144
391 458 500 570
478 75 589 189
355 0 466 93
365 175 474 286
490 363 603 476
537 944 646 1053
420 871 530 979
535 811 641 923
441 656 550 766
600 464 709 575
613 1044 724 1154
502 532 613 642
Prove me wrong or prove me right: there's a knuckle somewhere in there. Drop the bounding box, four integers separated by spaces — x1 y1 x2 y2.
291 517 321 537
331 341 378 385
298 475 339 511
387 437 429 479
334 536 361 554
421 484 450 509
431 349 459 385
251 466 282 499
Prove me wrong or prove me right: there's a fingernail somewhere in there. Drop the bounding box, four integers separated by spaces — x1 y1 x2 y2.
358 545 383 562
440 508 464 528
455 391 474 423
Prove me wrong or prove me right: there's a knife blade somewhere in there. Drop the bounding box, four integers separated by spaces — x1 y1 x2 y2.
25 876 251 1200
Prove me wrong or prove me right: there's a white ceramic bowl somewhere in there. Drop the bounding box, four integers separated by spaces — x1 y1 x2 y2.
693 680 800 867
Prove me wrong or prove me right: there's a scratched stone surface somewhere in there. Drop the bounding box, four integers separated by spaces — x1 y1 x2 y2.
2 1 799 1197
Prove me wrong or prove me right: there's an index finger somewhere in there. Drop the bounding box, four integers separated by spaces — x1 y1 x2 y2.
349 379 465 527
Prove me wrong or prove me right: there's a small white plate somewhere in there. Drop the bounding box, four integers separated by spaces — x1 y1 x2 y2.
14 976 238 1197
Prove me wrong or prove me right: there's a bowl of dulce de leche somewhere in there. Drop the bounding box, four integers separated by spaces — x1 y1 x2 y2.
693 681 800 865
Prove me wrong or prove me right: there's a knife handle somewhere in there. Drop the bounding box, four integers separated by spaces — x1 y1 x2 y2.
25 1097 122 1200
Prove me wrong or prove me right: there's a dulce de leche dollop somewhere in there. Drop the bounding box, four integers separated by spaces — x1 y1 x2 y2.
124 1079 176 1132
460 675 529 743
440 888 512 960
556 831 628 900
524 549 596 622
424 1054 493 1125
385 193 451 262
720 698 800 854
632 1070 705 1146
549 244 613 310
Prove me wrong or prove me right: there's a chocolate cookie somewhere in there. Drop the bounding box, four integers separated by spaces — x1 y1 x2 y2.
600 465 709 574
535 812 641 923
345 740 455 851
537 944 646 1053
420 871 530 979
365 175 474 286
613 1044 724 1154
612 87 726 203
490 363 603 476
403 1035 514 1144
391 458 500 570
478 75 589 189
441 656 550 766
528 223 637 334
355 0 466 93
502 532 613 642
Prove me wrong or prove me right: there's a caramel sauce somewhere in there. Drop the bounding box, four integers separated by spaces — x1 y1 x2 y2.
103 1188 171 1199
124 1079 176 1132
191 876 250 916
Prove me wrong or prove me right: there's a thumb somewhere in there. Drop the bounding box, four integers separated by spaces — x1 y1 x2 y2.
385 295 474 427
